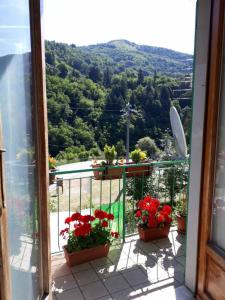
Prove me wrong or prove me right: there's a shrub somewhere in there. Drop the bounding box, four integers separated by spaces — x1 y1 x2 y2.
90 147 101 157
136 136 160 159
78 151 89 161
115 140 126 158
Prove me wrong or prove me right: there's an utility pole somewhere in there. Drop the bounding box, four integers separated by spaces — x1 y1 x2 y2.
121 103 137 163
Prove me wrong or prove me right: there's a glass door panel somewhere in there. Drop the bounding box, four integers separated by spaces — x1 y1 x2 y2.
212 25 225 251
0 0 41 299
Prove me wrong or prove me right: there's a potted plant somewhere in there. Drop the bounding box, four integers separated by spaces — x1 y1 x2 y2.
126 148 152 177
60 209 119 267
49 155 57 184
175 197 187 234
92 145 123 180
135 195 172 242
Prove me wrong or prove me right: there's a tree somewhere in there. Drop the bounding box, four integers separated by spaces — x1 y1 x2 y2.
115 140 126 158
137 69 144 85
58 63 68 78
46 51 55 65
88 65 102 83
103 67 112 88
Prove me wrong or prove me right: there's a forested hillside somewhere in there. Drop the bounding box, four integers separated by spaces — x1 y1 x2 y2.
45 40 193 161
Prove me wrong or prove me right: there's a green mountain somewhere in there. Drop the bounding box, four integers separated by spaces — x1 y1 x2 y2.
81 40 193 76
45 40 192 160
46 39 193 78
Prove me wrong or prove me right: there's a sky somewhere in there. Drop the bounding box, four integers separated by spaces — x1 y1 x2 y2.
44 0 197 54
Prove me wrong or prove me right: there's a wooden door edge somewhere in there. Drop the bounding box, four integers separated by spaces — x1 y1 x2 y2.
0 121 11 299
29 0 51 296
197 0 225 297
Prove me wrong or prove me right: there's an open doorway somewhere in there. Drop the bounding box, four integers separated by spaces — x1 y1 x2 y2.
43 1 197 298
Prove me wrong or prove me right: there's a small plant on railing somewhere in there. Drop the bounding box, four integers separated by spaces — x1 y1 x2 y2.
60 209 119 266
131 148 147 164
49 156 57 184
135 196 172 229
49 155 57 170
104 144 117 165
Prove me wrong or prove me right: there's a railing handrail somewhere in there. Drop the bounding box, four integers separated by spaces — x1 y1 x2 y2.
50 159 189 175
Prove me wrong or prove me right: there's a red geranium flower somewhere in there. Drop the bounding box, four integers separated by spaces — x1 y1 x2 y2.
71 212 81 221
142 215 147 222
114 232 119 238
148 215 157 228
74 223 91 237
107 213 114 220
94 209 107 220
60 228 69 236
101 220 108 227
135 210 142 218
111 231 119 238
161 205 172 215
80 215 95 223
65 217 72 224
157 213 165 224
164 215 172 224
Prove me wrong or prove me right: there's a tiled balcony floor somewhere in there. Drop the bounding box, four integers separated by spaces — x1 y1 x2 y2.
51 228 194 300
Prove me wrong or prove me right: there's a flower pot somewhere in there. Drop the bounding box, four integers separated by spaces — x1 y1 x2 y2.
63 244 110 267
92 164 104 180
49 172 56 184
104 166 123 179
126 163 152 178
92 164 123 180
138 224 170 242
177 214 186 234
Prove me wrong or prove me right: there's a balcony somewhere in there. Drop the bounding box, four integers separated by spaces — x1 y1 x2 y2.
50 161 193 299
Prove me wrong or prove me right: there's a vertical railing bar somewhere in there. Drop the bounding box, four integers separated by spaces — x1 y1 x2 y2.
69 179 71 217
90 176 92 215
109 177 112 214
100 178 103 210
141 173 144 199
122 169 126 243
118 176 121 234
158 168 160 200
164 167 167 203
80 178 82 213
172 166 175 210
57 183 60 251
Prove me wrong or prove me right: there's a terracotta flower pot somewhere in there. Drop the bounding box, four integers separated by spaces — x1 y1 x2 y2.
177 214 186 234
92 164 104 180
104 166 123 179
126 163 152 178
63 243 110 267
92 164 123 180
138 224 170 242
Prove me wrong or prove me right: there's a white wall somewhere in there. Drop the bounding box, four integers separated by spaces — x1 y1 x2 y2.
185 0 211 292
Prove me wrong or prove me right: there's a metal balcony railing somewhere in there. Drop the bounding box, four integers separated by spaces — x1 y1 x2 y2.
49 160 189 253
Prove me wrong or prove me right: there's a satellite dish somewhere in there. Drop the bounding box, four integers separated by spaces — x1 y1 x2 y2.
170 106 187 159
